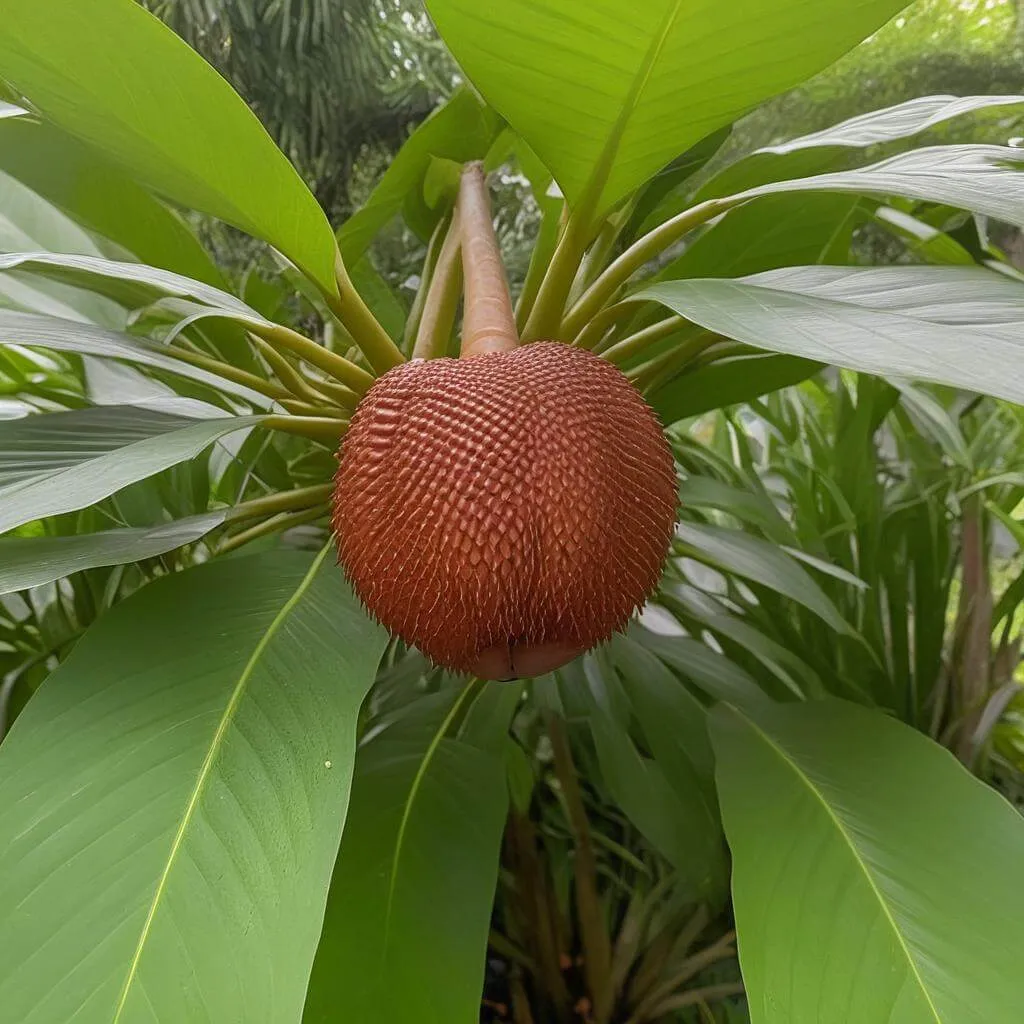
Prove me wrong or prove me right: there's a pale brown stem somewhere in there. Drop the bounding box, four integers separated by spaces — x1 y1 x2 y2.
459 161 518 358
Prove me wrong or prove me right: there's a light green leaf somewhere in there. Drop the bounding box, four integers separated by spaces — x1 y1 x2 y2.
0 117 223 285
0 0 337 294
426 0 907 218
587 691 724 899
0 310 271 405
0 405 263 534
874 207 975 266
610 634 717 796
657 193 862 283
643 265 1024 407
337 87 502 263
0 251 252 313
0 549 387 1023
627 622 769 709
732 145 1024 227
650 352 820 424
304 682 519 1024
677 476 798 546
0 511 227 595
675 521 855 636
700 94 1024 200
711 698 1024 1023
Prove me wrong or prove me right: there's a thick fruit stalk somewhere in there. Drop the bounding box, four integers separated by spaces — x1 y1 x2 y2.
332 164 677 681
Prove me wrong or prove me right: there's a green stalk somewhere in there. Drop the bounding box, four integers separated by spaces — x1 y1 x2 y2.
247 321 375 395
328 251 406 374
515 200 564 333
571 299 645 351
521 210 592 341
561 196 733 338
218 504 330 554
626 332 718 394
404 212 452 354
602 315 688 364
227 483 334 521
307 378 360 410
264 415 349 444
163 344 291 401
412 207 463 360
278 399 348 418
252 337 331 407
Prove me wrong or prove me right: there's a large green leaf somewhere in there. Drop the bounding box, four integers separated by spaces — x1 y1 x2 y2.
0 549 387 1023
0 251 252 313
731 145 1024 227
657 193 862 283
304 682 519 1024
700 93 1024 199
0 405 263 534
0 310 270 405
0 511 227 595
711 698 1024 1022
675 521 855 636
425 0 907 219
587 691 723 898
649 352 821 424
337 87 502 262
0 117 223 285
0 172 128 327
643 266 1024 407
627 622 769 709
0 0 338 294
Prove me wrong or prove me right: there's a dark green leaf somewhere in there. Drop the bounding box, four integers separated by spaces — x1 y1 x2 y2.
426 0 908 217
644 266 1024 407
0 117 223 285
337 87 502 262
304 682 519 1024
0 405 263 533
0 511 227 595
0 549 388 1022
0 0 338 293
712 698 1024 1022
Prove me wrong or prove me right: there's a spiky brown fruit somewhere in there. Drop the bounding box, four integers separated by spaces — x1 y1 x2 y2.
332 342 677 680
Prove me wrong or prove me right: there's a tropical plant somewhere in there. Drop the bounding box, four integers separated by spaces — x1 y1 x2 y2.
2 2 1024 1022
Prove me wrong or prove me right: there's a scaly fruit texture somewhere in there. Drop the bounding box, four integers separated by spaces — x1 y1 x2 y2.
331 162 677 681
332 342 677 680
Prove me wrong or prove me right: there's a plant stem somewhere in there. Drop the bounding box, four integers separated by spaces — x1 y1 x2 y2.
546 711 613 1024
327 250 406 374
218 504 330 554
561 196 733 338
626 332 718 394
602 315 689 365
163 344 291 401
571 299 645 351
515 200 564 334
404 212 452 354
263 415 349 444
226 483 333 522
413 207 464 360
459 162 518 357
521 210 591 341
252 337 331 406
247 321 376 395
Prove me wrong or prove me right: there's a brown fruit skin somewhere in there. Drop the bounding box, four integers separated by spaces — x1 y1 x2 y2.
331 342 677 680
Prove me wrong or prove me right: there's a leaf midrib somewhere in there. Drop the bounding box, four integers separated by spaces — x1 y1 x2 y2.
581 0 684 217
379 682 480 967
110 545 331 1021
736 709 943 1023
